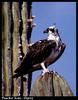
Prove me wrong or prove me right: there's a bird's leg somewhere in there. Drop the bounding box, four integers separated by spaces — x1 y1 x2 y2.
40 62 49 76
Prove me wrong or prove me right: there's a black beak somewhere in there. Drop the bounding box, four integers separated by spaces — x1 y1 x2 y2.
43 28 49 33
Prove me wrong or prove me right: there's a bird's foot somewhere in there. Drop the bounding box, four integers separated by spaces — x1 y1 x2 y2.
42 69 50 76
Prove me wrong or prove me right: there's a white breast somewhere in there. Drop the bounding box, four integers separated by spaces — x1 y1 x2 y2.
47 34 55 40
47 33 60 48
55 36 60 47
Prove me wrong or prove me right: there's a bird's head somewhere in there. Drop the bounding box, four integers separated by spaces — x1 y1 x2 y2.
43 25 58 36
43 25 62 47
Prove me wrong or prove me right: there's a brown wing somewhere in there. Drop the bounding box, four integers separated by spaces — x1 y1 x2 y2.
26 39 56 64
14 39 56 76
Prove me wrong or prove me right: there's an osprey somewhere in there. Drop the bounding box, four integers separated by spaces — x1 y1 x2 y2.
13 25 62 78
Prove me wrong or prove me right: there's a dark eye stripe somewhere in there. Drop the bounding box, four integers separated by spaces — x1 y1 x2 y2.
50 29 55 32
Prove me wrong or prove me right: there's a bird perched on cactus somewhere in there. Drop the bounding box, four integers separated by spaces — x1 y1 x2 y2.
13 25 65 78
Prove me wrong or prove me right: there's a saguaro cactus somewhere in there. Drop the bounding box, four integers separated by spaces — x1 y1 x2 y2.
2 1 33 96
30 72 73 96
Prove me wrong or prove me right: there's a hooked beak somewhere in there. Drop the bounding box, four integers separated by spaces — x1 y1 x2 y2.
43 28 49 33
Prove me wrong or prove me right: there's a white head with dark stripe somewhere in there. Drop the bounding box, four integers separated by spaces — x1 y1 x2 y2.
43 25 61 47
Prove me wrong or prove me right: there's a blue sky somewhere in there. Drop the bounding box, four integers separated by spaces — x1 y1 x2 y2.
31 2 76 96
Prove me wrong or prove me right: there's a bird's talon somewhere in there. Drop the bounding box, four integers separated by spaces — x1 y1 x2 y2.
42 69 49 76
